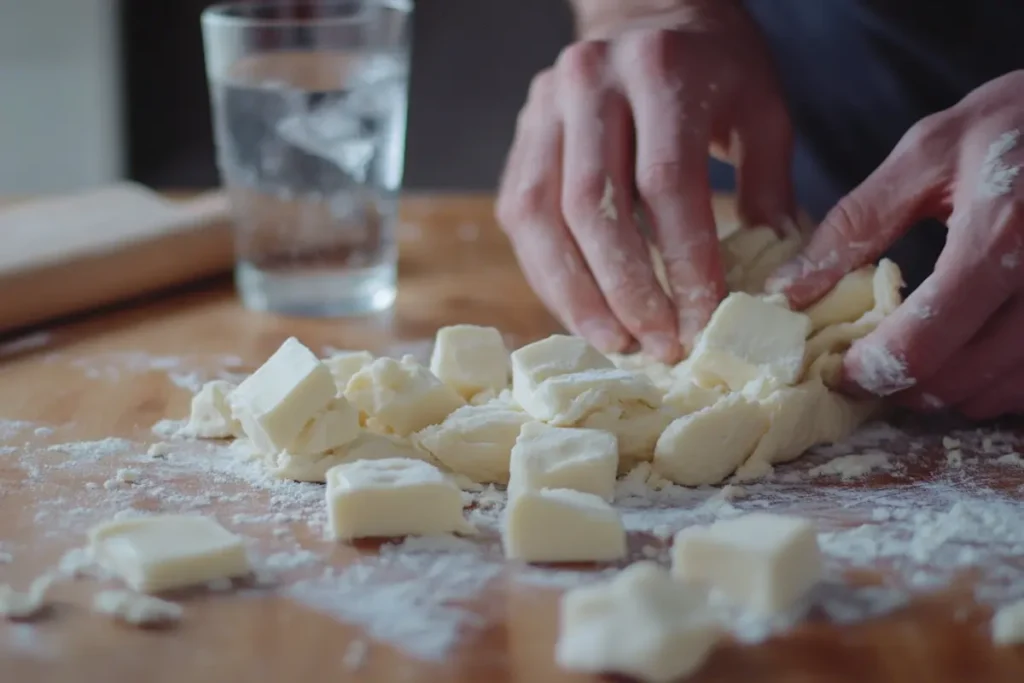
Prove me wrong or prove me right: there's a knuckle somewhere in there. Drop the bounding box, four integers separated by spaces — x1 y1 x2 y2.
622 28 681 80
636 161 685 201
896 112 955 164
823 197 871 245
497 182 548 229
556 41 609 87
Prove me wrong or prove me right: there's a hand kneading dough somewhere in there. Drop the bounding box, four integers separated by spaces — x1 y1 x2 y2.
507 422 618 501
688 293 811 392
502 488 625 562
429 324 510 399
556 562 722 683
414 401 532 484
672 513 822 616
653 395 769 486
344 355 465 436
89 515 251 593
184 380 241 438
325 458 474 540
230 337 337 455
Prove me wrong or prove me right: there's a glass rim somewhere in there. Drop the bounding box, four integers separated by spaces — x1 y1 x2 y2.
201 0 412 28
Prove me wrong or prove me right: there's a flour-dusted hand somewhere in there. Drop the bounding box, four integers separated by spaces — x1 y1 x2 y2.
496 0 794 362
768 71 1024 418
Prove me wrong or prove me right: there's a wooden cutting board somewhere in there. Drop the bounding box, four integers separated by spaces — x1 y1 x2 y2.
0 183 234 335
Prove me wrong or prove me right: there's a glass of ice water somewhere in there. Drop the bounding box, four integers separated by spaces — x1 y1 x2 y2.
201 1 410 316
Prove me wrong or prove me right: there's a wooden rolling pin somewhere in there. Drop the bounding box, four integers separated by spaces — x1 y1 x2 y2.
0 183 234 335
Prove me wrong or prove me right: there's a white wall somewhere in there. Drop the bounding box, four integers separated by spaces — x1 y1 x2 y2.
0 0 124 193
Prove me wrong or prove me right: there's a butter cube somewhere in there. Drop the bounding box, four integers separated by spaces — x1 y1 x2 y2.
88 515 251 593
502 488 626 563
415 401 532 484
522 368 662 425
507 422 618 501
184 380 241 438
324 350 374 390
344 355 465 436
688 293 811 392
429 325 510 399
671 513 822 616
230 337 337 454
511 335 613 413
325 458 474 540
288 397 361 455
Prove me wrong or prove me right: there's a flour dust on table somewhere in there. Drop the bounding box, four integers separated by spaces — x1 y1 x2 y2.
3 223 1024 679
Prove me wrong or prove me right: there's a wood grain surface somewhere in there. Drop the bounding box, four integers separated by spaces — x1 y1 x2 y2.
0 194 1022 683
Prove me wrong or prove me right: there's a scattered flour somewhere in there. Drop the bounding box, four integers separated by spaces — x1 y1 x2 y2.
808 453 894 480
343 639 370 670
151 419 186 439
977 129 1021 198
851 345 915 396
995 453 1024 467
46 438 134 463
92 590 182 626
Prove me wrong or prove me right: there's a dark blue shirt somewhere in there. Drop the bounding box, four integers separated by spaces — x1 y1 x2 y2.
743 0 1024 289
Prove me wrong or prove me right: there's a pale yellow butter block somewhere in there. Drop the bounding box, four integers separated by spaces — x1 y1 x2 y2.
429 324 510 399
688 293 811 392
184 380 241 439
524 368 662 425
89 515 251 593
230 337 337 455
324 350 374 390
414 401 532 484
671 513 822 616
289 397 361 456
653 394 769 486
344 355 465 436
556 562 722 683
507 422 618 501
325 457 474 541
502 488 625 563
511 335 613 415
579 404 677 474
268 431 430 483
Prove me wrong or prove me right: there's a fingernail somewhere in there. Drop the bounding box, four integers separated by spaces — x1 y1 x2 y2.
642 332 682 364
579 320 629 353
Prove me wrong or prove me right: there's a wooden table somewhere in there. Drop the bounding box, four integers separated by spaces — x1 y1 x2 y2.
0 194 1022 682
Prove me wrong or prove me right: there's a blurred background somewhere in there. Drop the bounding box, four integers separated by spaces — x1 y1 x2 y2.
0 0 736 195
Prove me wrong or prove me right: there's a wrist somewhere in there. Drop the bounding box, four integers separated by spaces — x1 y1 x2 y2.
571 0 736 38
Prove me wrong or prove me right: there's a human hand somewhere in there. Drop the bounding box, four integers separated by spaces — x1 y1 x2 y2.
768 70 1024 419
496 0 793 362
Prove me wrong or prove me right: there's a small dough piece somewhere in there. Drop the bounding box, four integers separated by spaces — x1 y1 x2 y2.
344 355 465 436
507 422 618 501
672 513 822 616
734 379 876 482
502 488 626 562
324 350 374 390
520 368 662 425
605 352 676 391
577 404 674 474
184 380 241 438
653 395 769 486
804 259 903 362
803 266 877 333
92 590 183 626
556 562 722 683
325 458 474 541
429 324 510 399
230 337 337 455
414 401 532 484
267 431 429 483
89 515 251 593
689 292 812 392
511 335 614 413
992 599 1024 645
0 574 55 620
662 376 726 416
288 397 361 455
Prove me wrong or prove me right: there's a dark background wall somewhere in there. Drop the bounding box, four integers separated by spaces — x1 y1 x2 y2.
121 0 735 192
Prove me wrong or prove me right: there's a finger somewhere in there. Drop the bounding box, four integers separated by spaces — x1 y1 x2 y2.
556 42 682 363
957 362 1024 421
732 93 796 229
496 73 632 353
840 204 1016 397
767 114 956 308
900 295 1024 411
617 34 725 350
